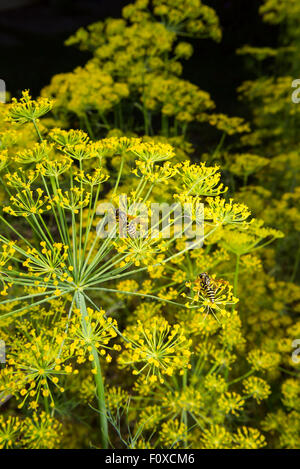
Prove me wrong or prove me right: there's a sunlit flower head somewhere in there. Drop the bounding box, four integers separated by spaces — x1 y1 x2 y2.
119 316 192 383
8 90 53 124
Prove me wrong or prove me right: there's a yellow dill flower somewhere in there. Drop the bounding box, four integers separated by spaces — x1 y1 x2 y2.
5 169 38 190
8 90 53 124
159 419 188 448
15 142 53 164
75 168 109 187
119 316 192 382
3 188 50 218
204 374 227 394
69 307 118 363
138 405 163 430
22 412 62 449
262 410 300 449
22 241 70 282
0 127 18 150
281 379 300 411
92 137 123 158
207 113 250 135
0 240 16 281
129 439 152 450
145 74 214 123
158 286 179 301
0 321 76 408
228 153 269 180
0 415 22 449
243 376 271 403
191 246 230 268
147 258 167 279
115 232 165 267
176 308 219 336
218 392 245 416
232 427 266 449
200 424 232 449
132 375 160 397
106 386 129 412
262 409 286 433
111 136 141 154
42 62 128 119
221 220 283 257
116 279 139 299
162 387 203 417
219 311 245 348
49 128 90 146
240 254 262 271
247 349 281 372
205 197 251 227
50 187 90 214
61 142 98 161
152 0 221 40
210 348 237 370
127 302 162 324
175 41 193 59
130 141 175 164
139 279 154 295
133 160 178 184
171 269 187 283
179 160 227 196
36 158 71 177
69 372 95 403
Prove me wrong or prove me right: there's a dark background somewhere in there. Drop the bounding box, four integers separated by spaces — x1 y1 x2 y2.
0 0 278 116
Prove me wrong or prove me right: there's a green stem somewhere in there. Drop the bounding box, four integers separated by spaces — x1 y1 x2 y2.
75 291 108 448
32 119 43 142
233 254 240 299
227 369 254 386
182 370 188 448
278 366 300 377
92 342 109 448
83 113 94 139
44 395 50 414
113 153 125 195
211 131 226 160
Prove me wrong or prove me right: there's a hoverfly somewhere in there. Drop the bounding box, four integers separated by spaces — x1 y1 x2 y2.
115 208 138 238
193 273 228 324
198 272 215 303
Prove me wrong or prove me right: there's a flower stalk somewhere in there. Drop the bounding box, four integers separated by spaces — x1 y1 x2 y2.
75 291 109 449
